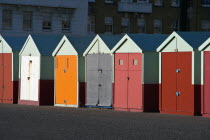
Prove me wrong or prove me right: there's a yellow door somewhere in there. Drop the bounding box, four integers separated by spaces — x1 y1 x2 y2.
55 55 77 105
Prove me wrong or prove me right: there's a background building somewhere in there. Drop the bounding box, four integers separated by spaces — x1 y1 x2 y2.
0 0 88 36
88 0 210 34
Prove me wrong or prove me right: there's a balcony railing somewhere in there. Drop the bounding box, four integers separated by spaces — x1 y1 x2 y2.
118 2 152 13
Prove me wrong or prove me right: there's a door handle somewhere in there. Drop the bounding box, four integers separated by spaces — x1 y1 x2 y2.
176 69 180 73
64 69 67 73
176 92 180 96
98 69 102 73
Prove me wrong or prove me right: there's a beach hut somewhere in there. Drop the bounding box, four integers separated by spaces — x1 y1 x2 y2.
0 35 26 104
83 34 122 108
157 32 210 116
18 34 62 105
52 35 94 107
111 34 167 112
198 37 210 117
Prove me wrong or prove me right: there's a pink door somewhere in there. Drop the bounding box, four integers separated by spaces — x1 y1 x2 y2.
114 53 129 109
128 53 142 110
204 51 210 114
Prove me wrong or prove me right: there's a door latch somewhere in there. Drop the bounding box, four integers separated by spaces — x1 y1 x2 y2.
176 92 180 96
176 69 180 73
64 69 67 73
98 69 102 73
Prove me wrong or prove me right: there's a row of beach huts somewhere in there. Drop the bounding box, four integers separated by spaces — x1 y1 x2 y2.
0 31 210 117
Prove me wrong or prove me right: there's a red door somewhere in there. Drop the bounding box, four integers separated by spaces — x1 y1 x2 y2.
114 53 128 109
128 54 142 110
204 51 210 114
176 52 194 113
161 52 193 114
0 53 13 104
161 52 177 112
0 54 3 103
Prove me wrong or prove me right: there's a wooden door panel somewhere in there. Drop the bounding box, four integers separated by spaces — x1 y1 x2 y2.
161 52 177 112
204 52 210 114
177 52 194 113
3 53 13 103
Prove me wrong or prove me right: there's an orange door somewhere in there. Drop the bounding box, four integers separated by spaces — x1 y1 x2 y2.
55 55 77 106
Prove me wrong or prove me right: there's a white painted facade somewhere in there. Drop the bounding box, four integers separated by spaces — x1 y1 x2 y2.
0 0 88 36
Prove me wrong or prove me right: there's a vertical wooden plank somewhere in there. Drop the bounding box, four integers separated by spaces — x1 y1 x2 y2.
204 51 210 114
113 53 128 109
161 52 177 112
2 53 13 103
127 53 142 110
176 52 194 113
0 54 3 103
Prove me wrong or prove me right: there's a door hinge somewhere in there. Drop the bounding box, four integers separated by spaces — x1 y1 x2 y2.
176 69 180 73
176 92 180 96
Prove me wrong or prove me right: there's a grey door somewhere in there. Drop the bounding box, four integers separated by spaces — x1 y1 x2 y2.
98 54 112 106
86 54 99 106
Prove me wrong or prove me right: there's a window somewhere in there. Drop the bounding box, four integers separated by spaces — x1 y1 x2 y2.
171 0 179 7
121 17 130 33
105 16 113 34
202 0 210 7
137 18 146 33
2 10 12 29
105 0 114 3
42 16 51 30
153 19 162 33
137 0 149 3
154 0 163 6
119 60 124 65
133 59 138 65
171 20 180 31
62 20 70 31
201 20 210 31
23 11 32 30
120 0 133 2
88 16 95 34
88 0 95 2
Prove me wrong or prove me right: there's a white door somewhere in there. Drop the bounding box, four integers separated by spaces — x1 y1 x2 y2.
20 56 40 101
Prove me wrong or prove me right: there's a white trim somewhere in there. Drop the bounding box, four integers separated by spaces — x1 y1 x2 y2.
19 34 41 56
52 35 78 57
157 31 193 52
111 34 142 54
159 52 161 84
19 35 31 56
201 51 204 85
142 53 144 84
83 34 112 56
77 55 79 107
12 53 13 81
192 51 194 84
198 38 210 51
54 104 79 108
